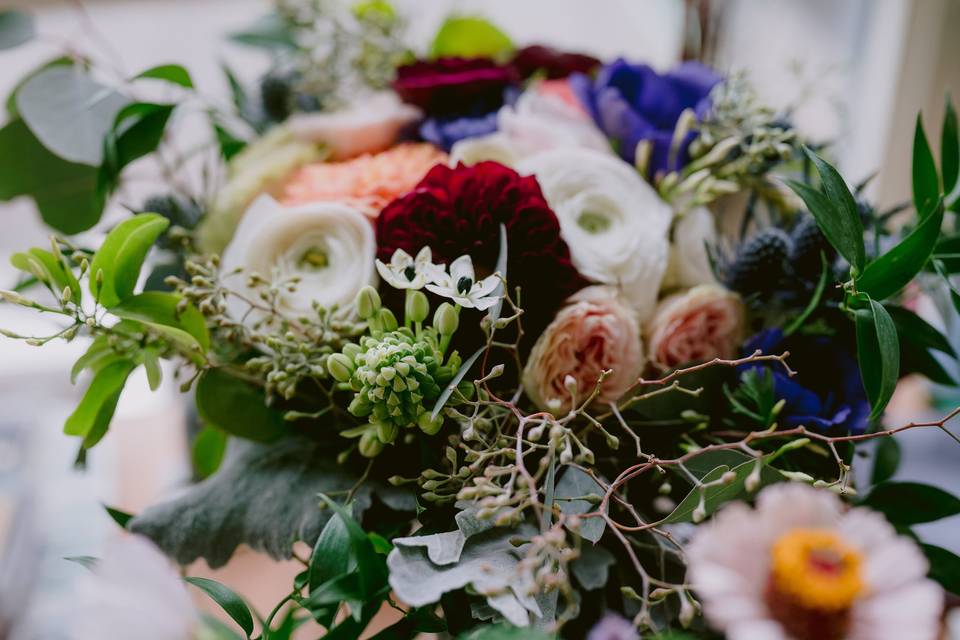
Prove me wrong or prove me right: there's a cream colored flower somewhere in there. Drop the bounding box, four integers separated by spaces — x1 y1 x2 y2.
287 91 421 161
376 247 440 290
523 286 643 414
645 284 744 370
662 206 719 291
221 195 376 321
687 483 943 640
425 255 500 310
518 148 672 320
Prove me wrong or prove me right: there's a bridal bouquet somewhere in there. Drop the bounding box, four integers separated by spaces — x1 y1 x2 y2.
2 2 959 639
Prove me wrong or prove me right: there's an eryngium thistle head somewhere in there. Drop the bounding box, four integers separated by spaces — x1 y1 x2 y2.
338 329 460 441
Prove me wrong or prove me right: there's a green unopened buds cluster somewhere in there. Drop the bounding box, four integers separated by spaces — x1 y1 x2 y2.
329 284 468 457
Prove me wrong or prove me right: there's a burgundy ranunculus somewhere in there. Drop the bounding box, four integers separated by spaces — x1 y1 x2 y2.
376 161 588 342
511 45 600 80
393 57 517 117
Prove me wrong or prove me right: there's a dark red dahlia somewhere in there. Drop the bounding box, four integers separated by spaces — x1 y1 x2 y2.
511 45 600 80
376 161 589 344
393 57 518 117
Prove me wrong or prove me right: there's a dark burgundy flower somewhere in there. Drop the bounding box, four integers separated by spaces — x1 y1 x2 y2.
511 45 600 80
393 57 518 117
376 161 589 343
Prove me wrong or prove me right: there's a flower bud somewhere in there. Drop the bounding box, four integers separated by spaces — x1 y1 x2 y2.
434 302 459 336
327 353 354 382
405 290 430 324
378 307 398 331
358 430 384 457
376 421 398 444
342 342 362 361
417 411 443 435
356 285 381 319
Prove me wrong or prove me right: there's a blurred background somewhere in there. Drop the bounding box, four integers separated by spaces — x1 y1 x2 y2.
0 0 959 638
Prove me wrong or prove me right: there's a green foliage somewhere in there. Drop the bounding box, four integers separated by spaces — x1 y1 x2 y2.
665 451 781 524
229 13 298 50
195 369 286 442
101 102 175 189
554 466 606 543
0 10 34 50
943 96 959 198
458 625 555 640
861 482 960 525
111 291 210 354
430 16 514 59
104 504 134 528
309 512 353 591
192 426 228 479
135 64 194 88
185 576 255 639
870 437 901 485
89 213 170 307
10 247 81 303
912 115 939 218
725 367 780 427
431 347 482 421
64 359 137 448
853 297 900 420
921 543 960 595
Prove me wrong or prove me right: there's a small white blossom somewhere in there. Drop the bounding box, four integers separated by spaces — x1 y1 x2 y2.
375 247 439 290
426 255 500 310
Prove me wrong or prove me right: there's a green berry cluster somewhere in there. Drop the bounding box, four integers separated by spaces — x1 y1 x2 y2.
328 286 468 457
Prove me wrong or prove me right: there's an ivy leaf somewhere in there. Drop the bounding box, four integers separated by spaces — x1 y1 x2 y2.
192 426 228 480
431 347 483 421
787 148 865 271
943 96 959 197
921 544 960 595
195 369 286 442
912 115 939 218
89 213 170 307
0 118 105 233
854 296 899 420
0 10 34 50
861 482 960 525
129 436 383 568
16 65 129 165
135 64 193 89
554 467 606 543
870 438 901 485
856 198 943 300
185 577 254 639
430 16 514 59
110 291 210 354
64 359 136 448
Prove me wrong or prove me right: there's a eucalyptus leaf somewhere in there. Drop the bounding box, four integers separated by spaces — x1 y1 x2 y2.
64 358 136 448
16 66 129 165
185 577 254 638
665 455 780 524
129 436 380 568
0 10 34 50
861 481 960 525
430 16 514 58
195 369 286 442
89 213 170 307
854 297 900 420
554 467 606 543
912 115 939 218
570 544 614 590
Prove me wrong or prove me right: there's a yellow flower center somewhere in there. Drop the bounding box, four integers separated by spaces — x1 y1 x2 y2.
770 528 864 611
298 246 329 270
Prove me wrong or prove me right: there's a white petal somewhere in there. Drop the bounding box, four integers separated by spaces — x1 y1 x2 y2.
390 248 414 268
414 246 433 265
472 274 501 298
448 255 476 282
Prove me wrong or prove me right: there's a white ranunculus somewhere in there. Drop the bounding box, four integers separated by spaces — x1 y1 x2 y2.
221 195 376 321
451 85 611 167
287 91 421 161
71 535 198 640
517 148 672 321
662 206 719 291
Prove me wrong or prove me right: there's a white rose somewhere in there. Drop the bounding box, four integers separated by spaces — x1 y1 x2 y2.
517 148 672 321
451 85 611 167
662 206 719 291
221 195 376 322
287 91 421 161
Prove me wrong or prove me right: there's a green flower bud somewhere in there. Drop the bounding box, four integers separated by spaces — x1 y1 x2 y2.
359 430 384 457
376 421 399 443
356 285 381 319
379 307 398 331
342 342 362 361
417 411 443 435
327 353 354 382
434 302 459 336
406 290 430 324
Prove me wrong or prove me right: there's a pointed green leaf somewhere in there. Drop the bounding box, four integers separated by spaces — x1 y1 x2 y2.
871 437 900 485
135 64 193 88
922 544 960 595
318 495 388 599
89 213 170 307
10 247 81 303
885 304 956 357
862 482 960 525
191 425 227 479
110 291 210 353
854 297 900 420
195 369 286 442
943 96 959 197
64 358 136 447
309 513 352 590
913 115 939 218
104 504 134 528
0 10 34 50
185 577 254 639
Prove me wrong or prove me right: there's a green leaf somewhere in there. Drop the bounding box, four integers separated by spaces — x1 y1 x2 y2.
135 64 193 88
870 437 900 485
430 16 514 59
104 504 134 528
368 608 447 639
664 455 781 524
787 154 865 271
0 10 34 50
862 482 960 525
458 624 555 640
921 543 960 595
431 347 483 421
64 359 136 447
885 305 956 357
857 199 944 300
912 115 940 218
901 339 956 385
64 555 98 570
554 467 606 543
318 495 388 599
943 96 959 197
110 291 210 353
192 426 228 479
16 65 129 165
142 347 163 390
101 102 175 189
854 297 900 420
195 369 286 442
185 577 254 639
229 13 297 50
784 253 828 335
89 213 170 307
0 118 105 233
10 247 81 303
309 512 352 591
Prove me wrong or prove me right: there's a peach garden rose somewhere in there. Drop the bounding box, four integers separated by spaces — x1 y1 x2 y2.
523 286 644 414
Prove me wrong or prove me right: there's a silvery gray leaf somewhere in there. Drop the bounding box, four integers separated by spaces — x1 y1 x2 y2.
554 467 607 543
571 544 615 590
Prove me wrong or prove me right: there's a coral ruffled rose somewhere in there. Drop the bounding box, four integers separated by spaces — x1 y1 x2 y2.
523 286 643 414
281 143 447 217
645 284 745 369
